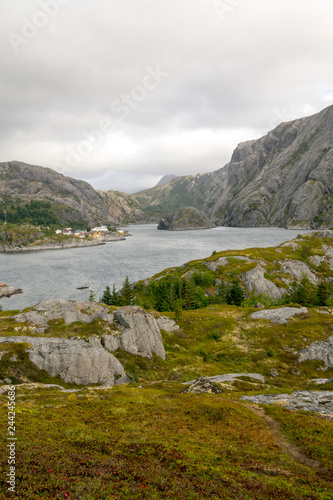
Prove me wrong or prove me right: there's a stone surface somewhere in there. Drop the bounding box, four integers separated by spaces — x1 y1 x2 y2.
156 316 179 332
184 373 265 384
279 259 319 284
298 335 333 369
181 377 224 394
0 286 23 298
241 391 333 415
251 307 308 324
204 257 228 271
0 336 125 386
104 306 166 359
241 266 286 299
13 300 114 332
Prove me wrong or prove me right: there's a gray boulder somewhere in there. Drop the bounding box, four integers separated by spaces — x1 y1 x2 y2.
251 306 308 324
241 266 286 299
298 335 333 369
156 316 179 332
104 306 166 359
0 336 125 386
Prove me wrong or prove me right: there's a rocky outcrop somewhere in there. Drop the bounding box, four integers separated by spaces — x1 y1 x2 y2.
251 307 308 324
157 207 215 231
240 391 333 415
156 316 179 332
0 285 23 299
298 335 333 369
279 259 319 284
104 306 166 359
241 266 286 299
0 336 125 386
13 300 115 333
181 377 224 394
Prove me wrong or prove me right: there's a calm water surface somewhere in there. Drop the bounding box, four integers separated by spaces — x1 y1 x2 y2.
0 225 309 310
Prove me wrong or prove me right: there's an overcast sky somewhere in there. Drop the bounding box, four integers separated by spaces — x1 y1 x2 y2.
1 0 333 193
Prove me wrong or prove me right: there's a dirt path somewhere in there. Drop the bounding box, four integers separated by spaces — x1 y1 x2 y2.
243 403 333 483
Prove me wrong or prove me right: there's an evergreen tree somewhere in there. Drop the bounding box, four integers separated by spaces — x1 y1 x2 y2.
316 281 330 306
111 284 122 306
121 276 134 305
100 286 113 305
226 280 244 306
88 290 96 302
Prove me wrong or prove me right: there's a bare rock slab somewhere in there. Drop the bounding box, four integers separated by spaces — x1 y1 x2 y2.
299 335 333 369
251 307 308 324
241 391 333 415
13 299 114 332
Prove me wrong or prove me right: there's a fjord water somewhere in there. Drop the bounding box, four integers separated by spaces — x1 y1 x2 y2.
0 225 308 311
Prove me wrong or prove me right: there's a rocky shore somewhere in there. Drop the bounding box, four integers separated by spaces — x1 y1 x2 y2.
0 233 125 253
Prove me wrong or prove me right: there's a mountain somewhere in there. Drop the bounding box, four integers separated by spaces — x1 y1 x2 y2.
133 105 333 229
155 174 178 187
0 161 118 227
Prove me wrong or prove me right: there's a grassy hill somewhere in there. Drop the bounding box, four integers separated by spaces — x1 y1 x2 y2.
0 231 333 498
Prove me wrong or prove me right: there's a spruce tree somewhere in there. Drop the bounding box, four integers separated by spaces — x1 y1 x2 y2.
100 286 113 305
121 276 134 305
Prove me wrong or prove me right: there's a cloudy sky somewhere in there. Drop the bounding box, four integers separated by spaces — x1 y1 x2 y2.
1 0 333 193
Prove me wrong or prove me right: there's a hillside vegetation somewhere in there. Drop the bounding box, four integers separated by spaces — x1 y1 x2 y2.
0 232 333 498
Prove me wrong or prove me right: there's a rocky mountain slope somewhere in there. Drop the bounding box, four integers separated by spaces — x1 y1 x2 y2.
157 206 216 230
133 105 333 229
1 106 333 228
0 161 118 226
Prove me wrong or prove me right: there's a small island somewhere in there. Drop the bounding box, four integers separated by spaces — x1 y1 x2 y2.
157 206 216 231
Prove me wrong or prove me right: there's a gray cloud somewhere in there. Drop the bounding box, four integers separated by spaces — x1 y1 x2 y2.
1 0 333 193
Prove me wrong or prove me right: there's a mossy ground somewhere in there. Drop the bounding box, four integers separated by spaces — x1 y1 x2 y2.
1 231 333 498
1 384 333 499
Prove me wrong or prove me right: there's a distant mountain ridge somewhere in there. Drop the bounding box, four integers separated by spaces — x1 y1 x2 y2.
155 174 178 187
1 105 333 229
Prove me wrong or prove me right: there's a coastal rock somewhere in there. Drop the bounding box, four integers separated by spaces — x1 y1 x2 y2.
0 285 23 298
241 266 286 299
104 306 166 359
251 307 308 324
240 391 333 415
0 336 125 386
181 377 224 394
298 335 333 369
157 206 215 231
13 300 114 332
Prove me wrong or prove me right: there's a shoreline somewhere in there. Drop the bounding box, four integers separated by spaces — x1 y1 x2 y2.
0 235 126 253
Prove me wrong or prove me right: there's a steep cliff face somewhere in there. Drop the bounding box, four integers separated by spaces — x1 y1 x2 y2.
207 105 333 228
0 161 118 226
133 105 333 229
